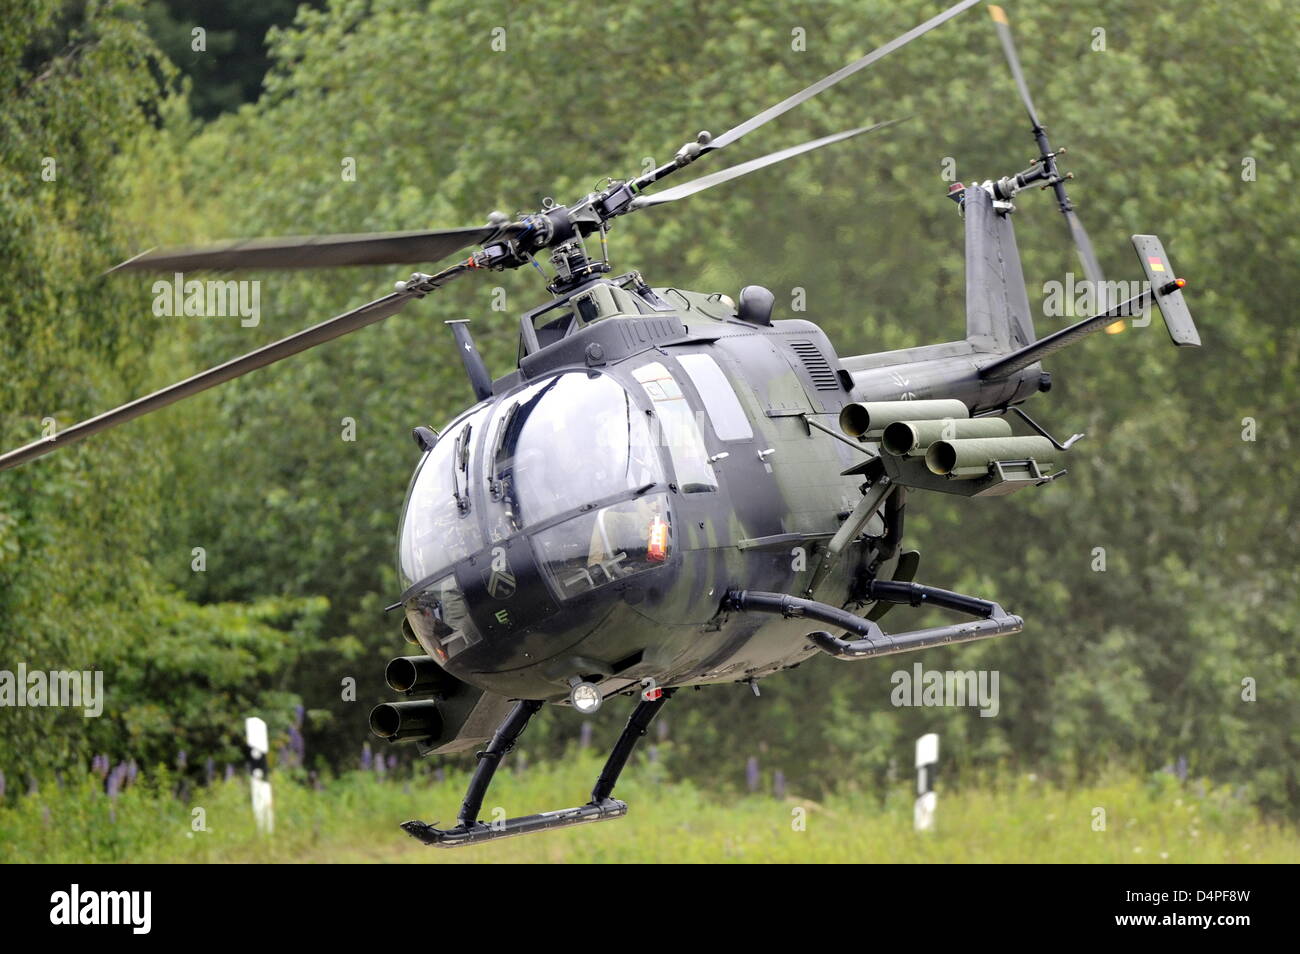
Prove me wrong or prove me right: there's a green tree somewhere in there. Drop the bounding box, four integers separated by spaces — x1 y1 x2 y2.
0 0 331 785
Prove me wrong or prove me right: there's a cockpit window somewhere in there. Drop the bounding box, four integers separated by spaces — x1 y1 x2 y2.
632 361 717 493
397 372 677 597
397 408 488 589
676 353 754 441
533 493 671 600
485 371 663 539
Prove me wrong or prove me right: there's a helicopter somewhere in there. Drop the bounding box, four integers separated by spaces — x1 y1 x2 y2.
0 0 1200 848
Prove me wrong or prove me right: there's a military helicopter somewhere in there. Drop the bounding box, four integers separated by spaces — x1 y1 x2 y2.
0 0 1199 847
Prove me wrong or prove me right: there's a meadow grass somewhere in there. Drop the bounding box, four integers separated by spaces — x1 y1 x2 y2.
2 754 1295 863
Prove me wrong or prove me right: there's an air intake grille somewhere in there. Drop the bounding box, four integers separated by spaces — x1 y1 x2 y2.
787 340 839 391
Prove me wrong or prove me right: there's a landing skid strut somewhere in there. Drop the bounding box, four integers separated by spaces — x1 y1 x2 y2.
402 691 673 848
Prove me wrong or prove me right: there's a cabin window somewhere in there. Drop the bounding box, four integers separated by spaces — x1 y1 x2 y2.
631 361 717 493
676 353 753 442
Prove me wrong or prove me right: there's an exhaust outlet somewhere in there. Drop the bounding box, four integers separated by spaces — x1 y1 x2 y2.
385 655 460 696
369 700 443 742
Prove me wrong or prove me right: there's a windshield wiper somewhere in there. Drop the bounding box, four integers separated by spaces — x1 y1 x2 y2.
451 424 472 515
488 402 519 500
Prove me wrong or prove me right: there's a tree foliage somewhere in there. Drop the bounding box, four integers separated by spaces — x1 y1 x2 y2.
0 0 331 784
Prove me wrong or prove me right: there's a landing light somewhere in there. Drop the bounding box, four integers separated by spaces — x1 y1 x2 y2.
570 681 602 714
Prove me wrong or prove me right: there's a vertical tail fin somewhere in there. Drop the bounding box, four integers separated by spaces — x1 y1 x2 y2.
962 185 1035 353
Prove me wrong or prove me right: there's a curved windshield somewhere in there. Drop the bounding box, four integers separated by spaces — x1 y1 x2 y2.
397 408 489 589
484 372 663 540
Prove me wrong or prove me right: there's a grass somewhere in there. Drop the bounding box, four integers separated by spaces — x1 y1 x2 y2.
2 754 1295 863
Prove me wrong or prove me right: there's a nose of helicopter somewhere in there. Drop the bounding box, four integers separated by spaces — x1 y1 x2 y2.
401 489 674 675
394 367 674 684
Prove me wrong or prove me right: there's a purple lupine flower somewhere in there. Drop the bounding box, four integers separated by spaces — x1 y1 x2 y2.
374 753 386 777
127 760 139 785
205 757 215 785
656 718 669 742
0 769 5 798
773 770 786 799
387 754 397 772
579 722 593 748
361 743 373 771
745 755 760 793
294 704 305 728
176 750 188 771
224 763 235 782
647 744 659 764
434 767 445 783
289 726 305 764
106 765 123 800
1175 755 1188 781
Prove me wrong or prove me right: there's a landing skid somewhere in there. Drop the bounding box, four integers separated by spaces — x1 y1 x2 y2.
724 579 1022 659
402 691 672 848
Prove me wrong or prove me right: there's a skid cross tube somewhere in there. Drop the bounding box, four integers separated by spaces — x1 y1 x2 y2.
724 585 1023 661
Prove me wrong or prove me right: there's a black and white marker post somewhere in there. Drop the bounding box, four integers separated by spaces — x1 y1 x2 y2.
915 733 938 832
245 716 274 835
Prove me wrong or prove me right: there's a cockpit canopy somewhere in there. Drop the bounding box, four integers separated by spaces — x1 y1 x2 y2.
397 370 668 592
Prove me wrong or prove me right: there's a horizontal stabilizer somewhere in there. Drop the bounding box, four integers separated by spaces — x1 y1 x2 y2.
1133 234 1200 347
980 234 1198 379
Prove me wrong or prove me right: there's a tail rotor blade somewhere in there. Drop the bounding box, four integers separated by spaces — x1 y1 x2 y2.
1066 208 1103 293
1064 209 1120 333
988 5 1119 332
988 5 1041 130
631 119 907 210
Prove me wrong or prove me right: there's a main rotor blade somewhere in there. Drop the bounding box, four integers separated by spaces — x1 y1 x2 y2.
631 119 906 209
703 0 979 154
0 272 461 472
987 5 1041 131
110 226 496 273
